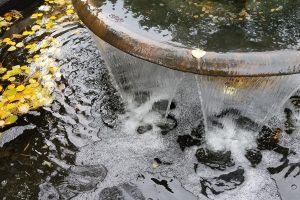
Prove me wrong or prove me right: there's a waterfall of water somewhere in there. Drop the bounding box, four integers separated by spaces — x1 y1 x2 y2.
196 75 300 132
93 33 300 134
93 35 184 132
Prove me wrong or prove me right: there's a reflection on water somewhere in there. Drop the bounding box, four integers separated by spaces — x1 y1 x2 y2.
95 0 300 51
1 1 300 200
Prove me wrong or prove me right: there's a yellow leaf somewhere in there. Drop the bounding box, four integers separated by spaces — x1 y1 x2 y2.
31 13 43 19
4 16 12 21
8 77 16 82
45 21 54 29
27 58 33 63
0 111 10 120
7 84 15 89
35 19 43 25
0 85 3 92
7 41 16 45
20 65 28 70
66 9 74 15
0 68 7 74
25 68 31 74
8 68 22 76
49 16 56 20
3 38 11 43
22 31 35 36
29 78 37 84
16 85 25 91
2 74 10 80
5 115 18 125
7 94 16 101
3 88 17 97
7 103 17 110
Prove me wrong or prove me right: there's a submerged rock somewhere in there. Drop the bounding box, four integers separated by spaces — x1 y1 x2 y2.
99 186 124 200
100 94 124 128
284 108 296 135
156 115 177 135
195 148 235 170
99 183 145 200
245 149 262 167
257 126 279 150
190 121 205 140
177 135 203 151
200 168 245 197
137 124 153 134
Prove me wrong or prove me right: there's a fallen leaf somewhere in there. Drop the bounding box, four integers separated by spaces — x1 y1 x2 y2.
7 46 17 51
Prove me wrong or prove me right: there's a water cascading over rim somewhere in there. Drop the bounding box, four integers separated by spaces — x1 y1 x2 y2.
72 0 300 131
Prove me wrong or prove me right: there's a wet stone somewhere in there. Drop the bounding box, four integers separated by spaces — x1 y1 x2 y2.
177 135 203 151
290 96 300 109
120 183 146 200
284 108 296 135
195 148 235 170
245 149 262 167
156 115 177 135
100 94 125 128
190 121 205 140
200 168 245 197
99 186 124 200
60 164 107 194
137 124 153 134
69 164 107 180
257 126 279 150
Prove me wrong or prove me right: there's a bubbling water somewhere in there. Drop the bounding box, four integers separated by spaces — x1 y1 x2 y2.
90 36 300 199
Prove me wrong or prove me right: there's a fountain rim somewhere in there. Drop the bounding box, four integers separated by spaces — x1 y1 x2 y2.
72 0 300 77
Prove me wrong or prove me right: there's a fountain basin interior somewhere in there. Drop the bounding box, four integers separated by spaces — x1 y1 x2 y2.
73 0 300 76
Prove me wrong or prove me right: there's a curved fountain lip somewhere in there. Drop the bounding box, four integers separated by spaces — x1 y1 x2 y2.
72 0 300 77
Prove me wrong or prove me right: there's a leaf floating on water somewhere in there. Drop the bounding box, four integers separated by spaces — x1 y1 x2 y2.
16 85 25 92
31 25 41 31
18 104 30 114
5 115 18 125
66 9 74 15
0 120 5 127
191 49 206 59
31 13 43 19
16 42 24 48
0 68 7 74
7 46 17 51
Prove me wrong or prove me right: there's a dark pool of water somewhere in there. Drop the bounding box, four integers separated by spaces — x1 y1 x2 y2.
1 1 300 200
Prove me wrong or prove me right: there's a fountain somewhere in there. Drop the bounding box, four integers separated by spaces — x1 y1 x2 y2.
73 0 300 133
